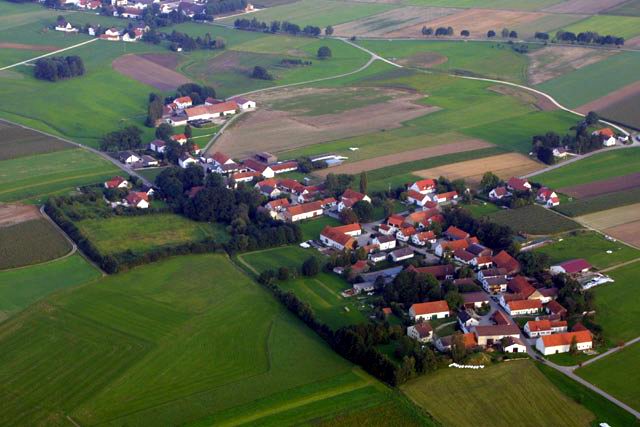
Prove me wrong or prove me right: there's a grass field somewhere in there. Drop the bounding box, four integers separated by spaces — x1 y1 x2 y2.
593 261 640 345
536 51 640 108
0 149 120 204
136 166 168 182
404 0 563 10
555 186 640 217
0 253 100 323
76 213 230 255
402 359 594 427
537 363 640 427
0 218 71 270
299 216 342 241
488 204 581 235
576 343 640 412
534 148 640 189
237 245 324 275
606 0 640 17
558 15 640 40
0 254 431 425
535 231 640 269
0 120 72 161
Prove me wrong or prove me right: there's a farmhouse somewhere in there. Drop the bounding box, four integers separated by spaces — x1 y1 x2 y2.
593 128 617 147
230 96 256 110
320 223 361 250
284 198 335 222
409 178 436 194
435 333 477 352
407 190 433 207
264 198 290 218
173 96 192 110
537 187 560 207
407 264 455 281
101 28 122 41
535 330 593 355
502 298 542 316
524 319 568 338
550 259 592 275
407 322 433 343
396 225 417 242
371 234 396 251
434 238 476 257
501 337 527 353
409 300 450 321
104 176 129 189
492 250 521 275
183 101 238 122
124 191 149 209
489 186 511 200
149 139 166 153
473 324 520 347
389 247 414 263
270 161 298 175
507 177 531 192
211 151 235 167
338 189 370 212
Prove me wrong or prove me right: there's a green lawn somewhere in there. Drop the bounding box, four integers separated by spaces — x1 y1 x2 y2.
576 343 640 412
535 148 640 189
535 231 640 270
557 15 640 40
466 200 502 217
0 254 430 425
299 216 342 241
593 262 640 345
0 253 100 323
0 149 120 204
0 219 72 270
488 204 581 235
76 213 230 255
136 167 168 182
402 359 594 427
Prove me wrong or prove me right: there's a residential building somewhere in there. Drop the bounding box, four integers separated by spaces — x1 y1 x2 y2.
230 96 256 110
338 189 370 212
407 190 433 207
492 250 521 275
412 230 436 246
507 177 531 192
409 178 436 194
371 235 396 251
407 322 433 343
432 191 459 204
537 187 560 207
535 330 593 355
178 153 197 168
409 300 450 321
119 151 140 164
149 139 166 153
489 186 510 200
503 298 542 316
284 198 334 222
462 291 489 309
124 191 149 209
458 310 480 333
593 128 617 147
104 176 129 189
445 225 469 240
524 320 568 338
389 247 414 263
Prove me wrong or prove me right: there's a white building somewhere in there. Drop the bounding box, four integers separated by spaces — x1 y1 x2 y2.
407 323 433 343
409 300 450 321
535 331 593 355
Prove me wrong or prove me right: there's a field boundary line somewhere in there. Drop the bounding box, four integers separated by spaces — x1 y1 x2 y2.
577 336 640 368
0 38 99 71
600 257 640 273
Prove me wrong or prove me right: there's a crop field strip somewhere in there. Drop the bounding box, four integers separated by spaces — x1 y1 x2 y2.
556 186 640 217
0 120 72 161
0 218 72 270
488 204 581 235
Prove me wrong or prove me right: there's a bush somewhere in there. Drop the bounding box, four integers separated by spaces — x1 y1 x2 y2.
317 46 332 59
251 65 274 80
302 256 319 276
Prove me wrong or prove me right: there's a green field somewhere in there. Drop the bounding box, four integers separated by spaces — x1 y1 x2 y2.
76 213 230 255
221 0 397 27
0 218 71 270
136 166 168 182
593 262 640 345
576 343 640 412
0 253 100 322
555 186 640 217
558 15 640 40
536 52 640 108
534 148 640 189
0 120 72 161
402 360 594 427
237 245 324 274
299 216 342 241
404 0 562 10
0 149 120 204
488 204 581 235
535 231 640 270
606 0 640 17
0 254 431 425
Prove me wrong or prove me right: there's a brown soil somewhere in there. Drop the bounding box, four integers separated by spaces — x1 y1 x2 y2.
604 220 640 248
625 36 640 48
560 173 640 198
543 0 628 14
413 153 542 187
527 46 615 85
313 139 493 177
577 203 640 229
489 85 557 111
398 52 448 68
0 42 58 52
214 89 440 158
576 80 640 114
0 204 40 228
386 9 546 39
138 52 183 69
112 54 191 91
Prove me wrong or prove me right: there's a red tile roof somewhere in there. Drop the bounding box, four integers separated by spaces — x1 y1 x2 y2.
212 151 231 164
387 214 405 227
546 300 567 315
508 299 542 311
508 276 535 298
493 250 521 274
557 259 592 274
596 128 615 138
105 176 126 189
446 225 469 240
174 96 192 104
330 223 361 234
287 200 326 216
407 264 455 280
320 225 356 249
185 101 238 119
232 171 261 181
412 179 436 191
125 191 148 205
435 191 458 201
270 161 298 172
540 330 592 347
507 177 530 192
407 189 429 201
411 300 450 316
266 198 290 209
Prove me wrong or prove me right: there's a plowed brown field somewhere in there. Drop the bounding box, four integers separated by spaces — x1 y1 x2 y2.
112 54 191 91
560 173 640 198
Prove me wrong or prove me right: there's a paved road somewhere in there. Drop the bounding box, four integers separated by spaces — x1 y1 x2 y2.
0 38 99 71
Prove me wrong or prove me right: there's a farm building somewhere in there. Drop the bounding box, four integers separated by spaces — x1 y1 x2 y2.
435 332 477 352
182 101 238 122
409 300 450 321
473 324 520 347
501 337 526 353
230 96 256 110
535 330 593 355
432 191 458 204
524 320 568 338
502 298 542 316
173 96 192 110
492 250 521 275
458 310 480 333
550 259 592 275
119 151 140 164
462 292 489 309
124 191 149 209
284 198 335 222
389 247 414 263
546 300 568 319
407 264 455 281
409 179 436 194
407 322 433 343
320 223 361 250
445 226 469 240
507 177 531 192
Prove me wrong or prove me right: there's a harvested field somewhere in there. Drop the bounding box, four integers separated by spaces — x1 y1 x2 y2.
626 36 640 48
0 42 58 51
0 120 71 161
137 52 183 69
576 80 640 114
559 172 640 198
397 51 448 68
0 203 40 227
214 88 439 158
577 203 640 230
489 85 557 111
314 139 493 176
604 221 640 248
413 153 543 186
543 0 629 14
385 8 546 38
333 6 459 38
598 92 640 129
527 46 615 85
112 54 191 91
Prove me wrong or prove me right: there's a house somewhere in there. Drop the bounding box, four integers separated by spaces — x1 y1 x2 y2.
445 226 469 241
406 209 441 228
284 198 334 222
546 300 568 319
474 256 494 269
396 225 417 242
435 333 477 352
538 287 558 304
121 8 143 20
119 151 140 164
454 249 475 265
389 247 414 263
434 238 471 257
489 186 511 200
473 324 520 347
104 176 129 189
265 198 290 217
507 276 539 300
149 139 166 153
503 299 542 316
409 300 450 321
492 250 521 275
501 336 527 353
320 223 361 251
178 154 197 168
458 310 480 333
524 319 568 338
593 128 617 147
230 96 256 110
55 20 78 33
171 133 188 145
141 155 158 167
407 264 455 281
407 322 433 343
386 214 405 229
462 291 490 309
338 189 370 212
371 234 396 251
270 161 298 175
535 330 593 355
492 310 512 325
231 171 261 184
124 191 149 209
258 184 280 199
507 177 531 192
432 191 459 204
173 96 192 110
537 187 560 207
211 151 235 167
103 28 121 40
412 230 436 247
409 179 436 194
369 252 387 263
243 158 275 179
550 259 592 275
406 190 433 207
483 276 508 294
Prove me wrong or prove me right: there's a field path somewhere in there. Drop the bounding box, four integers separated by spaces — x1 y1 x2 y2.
0 38 99 71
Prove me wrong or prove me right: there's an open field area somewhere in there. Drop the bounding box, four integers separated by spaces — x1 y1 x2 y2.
535 148 640 189
0 120 72 161
403 0 563 10
76 213 230 255
526 46 615 86
535 231 640 269
0 149 120 204
544 0 629 13
559 172 640 199
576 204 640 248
0 253 100 323
299 216 342 241
593 262 640 344
0 218 71 270
0 254 432 425
558 14 640 40
488 204 581 235
556 186 640 217
402 360 594 427
587 83 640 129
606 0 640 16
414 152 542 186
577 343 640 412
237 245 324 275
112 53 192 91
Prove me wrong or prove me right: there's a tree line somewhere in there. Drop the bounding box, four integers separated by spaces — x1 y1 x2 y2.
166 30 226 51
100 126 143 152
555 30 624 46
34 56 85 82
234 18 322 37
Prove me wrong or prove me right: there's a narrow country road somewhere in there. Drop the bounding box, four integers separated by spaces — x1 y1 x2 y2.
0 38 99 71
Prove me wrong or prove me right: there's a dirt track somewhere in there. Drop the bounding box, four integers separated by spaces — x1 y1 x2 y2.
0 204 40 227
489 85 557 111
313 139 492 176
559 172 640 198
0 42 58 52
576 80 640 114
112 54 191 91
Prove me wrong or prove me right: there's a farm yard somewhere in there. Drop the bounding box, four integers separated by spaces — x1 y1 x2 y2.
0 254 430 426
402 360 594 427
488 204 581 235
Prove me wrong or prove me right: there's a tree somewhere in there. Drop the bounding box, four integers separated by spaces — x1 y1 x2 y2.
340 208 359 225
501 28 509 38
359 171 368 194
517 251 550 276
251 65 273 80
460 30 470 37
487 30 496 38
382 199 395 218
451 333 467 363
302 256 319 276
535 31 549 40
317 46 332 59
184 124 193 138
100 126 143 152
422 26 433 36
352 200 373 222
325 25 334 36
480 171 500 193
146 93 164 127
278 266 290 281
509 30 518 38
569 335 578 355
585 111 600 126
155 123 173 141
